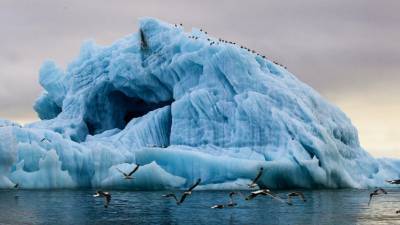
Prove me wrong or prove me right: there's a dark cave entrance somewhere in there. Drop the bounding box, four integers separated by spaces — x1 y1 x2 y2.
84 90 173 136
120 95 173 126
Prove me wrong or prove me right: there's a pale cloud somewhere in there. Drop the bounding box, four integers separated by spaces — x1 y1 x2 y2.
333 95 400 158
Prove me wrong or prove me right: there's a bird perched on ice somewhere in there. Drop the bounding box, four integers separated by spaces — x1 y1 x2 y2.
163 178 201 205
368 188 387 206
116 164 140 179
386 179 400 184
245 189 285 203
248 167 264 188
93 191 111 208
286 192 306 205
211 192 239 209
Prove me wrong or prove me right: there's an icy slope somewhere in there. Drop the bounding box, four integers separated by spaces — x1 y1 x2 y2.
0 18 398 189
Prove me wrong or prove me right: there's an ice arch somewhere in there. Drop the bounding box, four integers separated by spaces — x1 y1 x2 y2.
0 18 399 189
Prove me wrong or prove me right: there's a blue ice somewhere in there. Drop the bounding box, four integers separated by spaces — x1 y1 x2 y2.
0 18 399 189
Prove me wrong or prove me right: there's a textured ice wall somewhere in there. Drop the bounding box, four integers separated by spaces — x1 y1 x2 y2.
0 18 399 189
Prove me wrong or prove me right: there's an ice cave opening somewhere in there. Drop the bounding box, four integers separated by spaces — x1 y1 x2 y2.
84 90 173 135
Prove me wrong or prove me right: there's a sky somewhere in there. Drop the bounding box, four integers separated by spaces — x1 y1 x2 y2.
0 0 399 157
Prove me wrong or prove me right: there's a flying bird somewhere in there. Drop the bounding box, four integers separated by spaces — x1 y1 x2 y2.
163 178 201 205
227 192 239 206
40 137 51 143
245 189 285 203
116 164 140 179
248 167 264 188
93 191 111 208
386 179 400 184
286 192 306 205
368 188 387 206
211 192 239 209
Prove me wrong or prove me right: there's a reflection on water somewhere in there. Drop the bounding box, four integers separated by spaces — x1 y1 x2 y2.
0 189 399 225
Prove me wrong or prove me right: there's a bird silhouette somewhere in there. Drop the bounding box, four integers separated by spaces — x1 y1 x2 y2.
163 179 201 205
116 164 140 179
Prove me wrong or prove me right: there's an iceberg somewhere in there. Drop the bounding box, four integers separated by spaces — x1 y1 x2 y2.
0 18 398 189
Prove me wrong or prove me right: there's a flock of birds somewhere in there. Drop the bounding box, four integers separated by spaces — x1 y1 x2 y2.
92 166 306 209
88 167 400 212
170 23 287 69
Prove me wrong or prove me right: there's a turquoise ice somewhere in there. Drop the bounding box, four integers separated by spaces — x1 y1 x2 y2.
0 18 398 189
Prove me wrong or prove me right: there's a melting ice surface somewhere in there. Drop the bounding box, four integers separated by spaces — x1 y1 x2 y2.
0 18 399 189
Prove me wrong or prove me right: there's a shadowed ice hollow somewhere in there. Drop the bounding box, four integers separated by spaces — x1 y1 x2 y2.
1 18 399 189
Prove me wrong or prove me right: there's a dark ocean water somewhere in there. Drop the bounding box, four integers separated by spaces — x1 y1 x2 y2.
0 189 399 225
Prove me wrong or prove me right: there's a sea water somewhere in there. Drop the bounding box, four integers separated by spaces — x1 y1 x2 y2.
0 189 399 225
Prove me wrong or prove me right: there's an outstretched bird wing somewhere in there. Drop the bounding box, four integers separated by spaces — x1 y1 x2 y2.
163 193 179 203
249 168 263 186
297 192 306 202
40 138 50 143
187 178 201 192
368 193 374 206
288 192 306 202
179 193 189 204
228 192 237 204
386 179 400 184
103 195 111 208
116 168 128 177
128 164 140 176
229 192 236 200
378 188 388 194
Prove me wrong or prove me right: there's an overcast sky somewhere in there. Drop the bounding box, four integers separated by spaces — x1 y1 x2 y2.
0 0 399 157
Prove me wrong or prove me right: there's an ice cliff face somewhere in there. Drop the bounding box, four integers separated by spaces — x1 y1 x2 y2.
0 18 398 189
